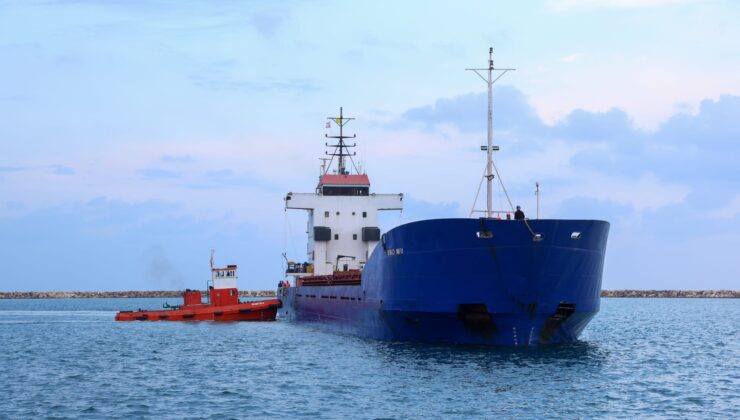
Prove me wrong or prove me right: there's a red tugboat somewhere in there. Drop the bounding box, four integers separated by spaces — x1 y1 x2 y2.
115 256 280 322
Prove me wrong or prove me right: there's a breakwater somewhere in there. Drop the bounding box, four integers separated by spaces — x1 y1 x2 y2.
601 290 739 298
0 290 277 299
0 290 738 299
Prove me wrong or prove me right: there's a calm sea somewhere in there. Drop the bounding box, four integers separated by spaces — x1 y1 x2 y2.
1 298 738 419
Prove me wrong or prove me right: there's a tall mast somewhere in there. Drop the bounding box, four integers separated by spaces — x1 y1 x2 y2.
466 48 515 218
325 107 357 175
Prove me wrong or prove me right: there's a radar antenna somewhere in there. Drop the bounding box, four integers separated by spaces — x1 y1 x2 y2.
466 48 515 218
325 107 358 175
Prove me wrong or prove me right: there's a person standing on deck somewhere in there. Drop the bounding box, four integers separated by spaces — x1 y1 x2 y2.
514 205 525 220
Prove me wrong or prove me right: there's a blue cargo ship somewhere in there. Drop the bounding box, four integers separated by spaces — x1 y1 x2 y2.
278 51 609 346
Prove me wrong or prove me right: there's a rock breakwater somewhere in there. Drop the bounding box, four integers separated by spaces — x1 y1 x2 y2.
0 290 277 299
1 290 737 299
600 290 739 298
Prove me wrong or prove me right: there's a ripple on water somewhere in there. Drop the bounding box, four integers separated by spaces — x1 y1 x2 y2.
0 298 738 418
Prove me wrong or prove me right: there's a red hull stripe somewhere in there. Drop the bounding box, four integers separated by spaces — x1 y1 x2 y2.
115 299 281 322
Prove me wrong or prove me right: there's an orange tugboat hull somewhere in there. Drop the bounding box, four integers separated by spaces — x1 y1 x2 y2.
115 299 281 322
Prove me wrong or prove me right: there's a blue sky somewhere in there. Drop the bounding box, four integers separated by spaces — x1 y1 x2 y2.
1 0 738 291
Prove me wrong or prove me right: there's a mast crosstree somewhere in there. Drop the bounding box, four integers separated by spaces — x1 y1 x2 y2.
325 107 357 175
466 48 515 218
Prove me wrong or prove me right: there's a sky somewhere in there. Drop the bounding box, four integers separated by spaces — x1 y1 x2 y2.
1 0 738 291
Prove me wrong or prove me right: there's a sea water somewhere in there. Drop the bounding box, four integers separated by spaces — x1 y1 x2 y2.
1 298 738 418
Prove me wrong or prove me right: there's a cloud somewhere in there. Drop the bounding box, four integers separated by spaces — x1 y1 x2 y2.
0 166 24 173
555 108 636 142
51 165 75 175
547 0 692 11
397 86 546 137
559 53 584 63
0 198 284 291
184 168 279 191
189 75 321 93
0 164 75 175
709 194 740 220
160 154 194 163
391 87 740 198
378 87 740 288
138 168 181 180
249 12 285 38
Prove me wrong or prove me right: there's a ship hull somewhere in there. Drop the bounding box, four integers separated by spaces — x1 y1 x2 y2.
279 218 609 346
115 299 281 322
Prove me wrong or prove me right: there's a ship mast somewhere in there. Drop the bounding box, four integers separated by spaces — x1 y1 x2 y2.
325 107 357 175
466 48 515 218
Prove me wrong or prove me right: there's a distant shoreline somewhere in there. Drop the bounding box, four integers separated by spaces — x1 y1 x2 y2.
0 290 277 299
0 290 738 299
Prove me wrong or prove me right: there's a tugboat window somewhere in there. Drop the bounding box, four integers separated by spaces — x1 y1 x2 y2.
353 234 358 240
325 211 329 218
334 234 339 240
362 212 367 218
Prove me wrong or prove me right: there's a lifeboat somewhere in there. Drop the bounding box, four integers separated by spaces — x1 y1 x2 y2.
116 256 280 322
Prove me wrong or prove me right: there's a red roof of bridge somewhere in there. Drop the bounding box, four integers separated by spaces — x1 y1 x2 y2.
318 174 370 186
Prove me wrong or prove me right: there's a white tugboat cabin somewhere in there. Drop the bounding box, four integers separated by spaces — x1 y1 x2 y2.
211 264 238 289
284 108 403 278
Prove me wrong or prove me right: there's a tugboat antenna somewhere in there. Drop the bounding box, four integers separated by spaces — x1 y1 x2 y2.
325 107 357 175
466 47 515 218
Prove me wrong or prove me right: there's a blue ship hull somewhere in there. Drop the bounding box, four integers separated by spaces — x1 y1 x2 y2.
279 218 609 346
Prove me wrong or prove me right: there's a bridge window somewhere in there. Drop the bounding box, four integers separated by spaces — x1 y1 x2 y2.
362 211 367 218
353 234 358 240
325 211 329 218
334 234 339 240
322 186 369 196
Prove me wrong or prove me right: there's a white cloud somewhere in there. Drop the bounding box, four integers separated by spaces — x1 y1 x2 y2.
547 0 693 11
709 194 740 219
565 173 690 211
524 55 740 129
559 53 584 63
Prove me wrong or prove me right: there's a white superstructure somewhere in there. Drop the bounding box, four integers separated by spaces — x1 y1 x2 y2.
212 264 238 289
284 108 403 276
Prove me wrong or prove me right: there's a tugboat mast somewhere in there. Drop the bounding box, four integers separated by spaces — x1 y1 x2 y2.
466 48 515 218
325 107 357 175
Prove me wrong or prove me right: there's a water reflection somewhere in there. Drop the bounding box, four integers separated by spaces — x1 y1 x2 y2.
371 339 608 371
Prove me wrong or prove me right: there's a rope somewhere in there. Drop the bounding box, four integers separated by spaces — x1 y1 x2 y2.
282 211 288 277
347 153 360 174
322 153 335 175
469 164 487 217
491 159 514 212
491 159 538 238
